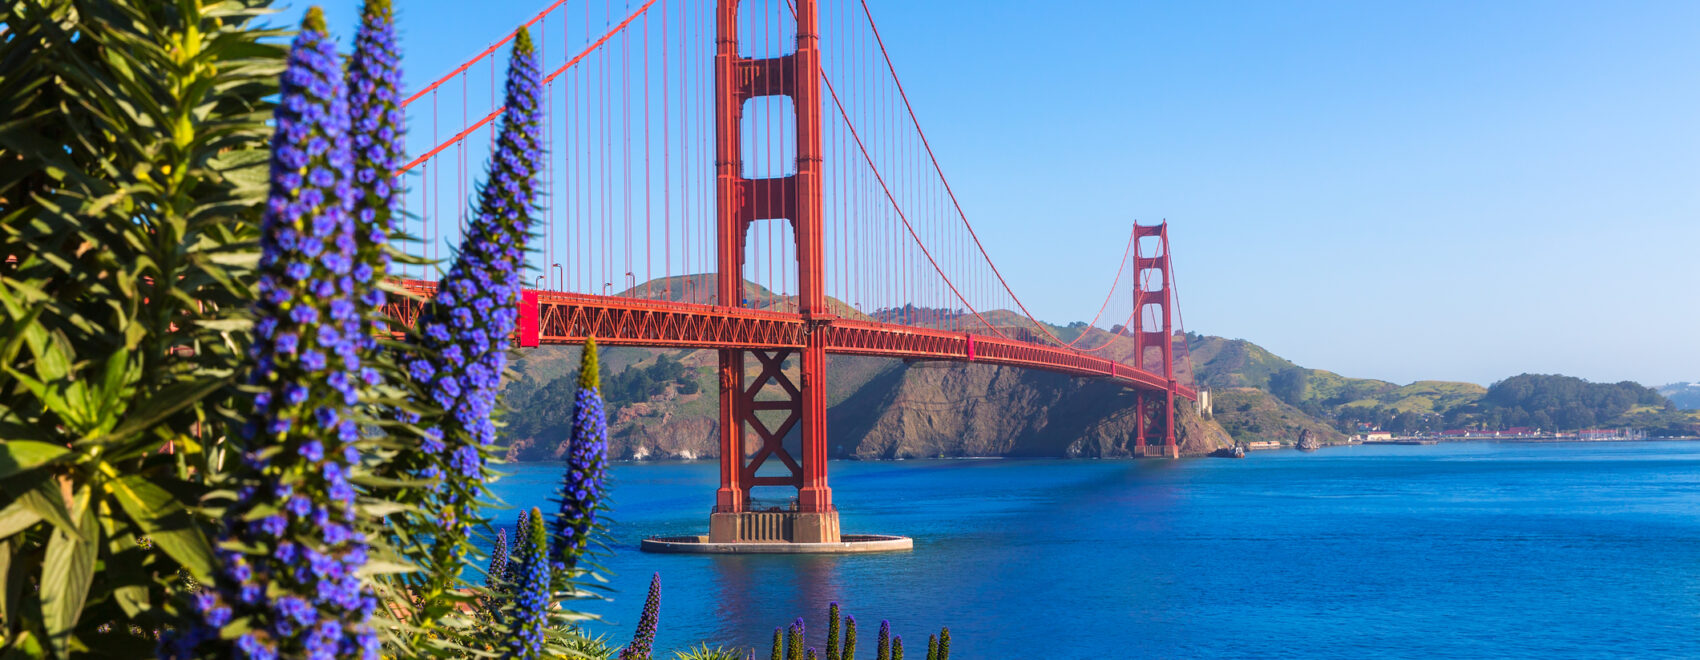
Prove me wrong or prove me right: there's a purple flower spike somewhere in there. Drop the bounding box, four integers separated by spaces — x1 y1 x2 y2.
617 574 662 660
505 508 552 659
552 337 609 571
169 7 376 660
403 24 544 593
347 0 402 363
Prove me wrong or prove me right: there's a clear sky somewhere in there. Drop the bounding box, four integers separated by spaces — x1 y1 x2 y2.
280 0 1699 387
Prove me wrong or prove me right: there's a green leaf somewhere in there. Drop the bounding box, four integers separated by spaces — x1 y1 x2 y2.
0 498 42 540
0 630 45 659
0 440 70 479
356 559 421 578
108 475 215 581
40 496 96 658
112 584 150 618
20 477 81 540
85 374 230 448
0 538 11 627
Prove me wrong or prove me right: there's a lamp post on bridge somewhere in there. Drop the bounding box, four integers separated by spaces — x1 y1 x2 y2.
551 263 563 291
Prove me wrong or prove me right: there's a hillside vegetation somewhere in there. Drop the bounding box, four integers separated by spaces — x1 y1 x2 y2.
1187 334 1695 438
498 286 1697 462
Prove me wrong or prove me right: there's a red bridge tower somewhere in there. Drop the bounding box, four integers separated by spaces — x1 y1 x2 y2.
710 0 839 542
1134 222 1179 458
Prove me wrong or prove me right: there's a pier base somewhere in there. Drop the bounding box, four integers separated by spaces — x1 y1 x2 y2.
1139 445 1180 458
643 510 909 554
640 534 912 554
709 510 840 543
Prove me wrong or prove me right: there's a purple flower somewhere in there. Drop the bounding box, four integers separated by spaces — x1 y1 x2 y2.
486 528 510 590
552 337 609 573
616 574 662 660
347 0 402 382
503 508 553 658
177 8 376 659
398 25 542 604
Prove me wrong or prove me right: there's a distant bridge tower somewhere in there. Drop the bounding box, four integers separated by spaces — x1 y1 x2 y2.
1133 222 1179 458
711 0 839 542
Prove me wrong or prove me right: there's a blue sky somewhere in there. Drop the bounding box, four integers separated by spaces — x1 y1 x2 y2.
280 1 1699 387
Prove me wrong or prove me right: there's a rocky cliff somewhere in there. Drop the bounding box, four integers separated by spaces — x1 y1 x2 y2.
501 346 1234 462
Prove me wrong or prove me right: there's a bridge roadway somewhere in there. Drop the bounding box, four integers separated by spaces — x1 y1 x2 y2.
385 279 1197 399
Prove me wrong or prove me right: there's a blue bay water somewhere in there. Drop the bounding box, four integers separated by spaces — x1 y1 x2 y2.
487 442 1700 658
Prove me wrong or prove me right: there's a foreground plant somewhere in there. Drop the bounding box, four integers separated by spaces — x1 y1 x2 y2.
486 528 510 590
503 508 552 659
170 8 378 658
0 0 282 654
617 573 661 660
554 337 611 576
672 643 748 660
346 0 404 333
390 24 543 633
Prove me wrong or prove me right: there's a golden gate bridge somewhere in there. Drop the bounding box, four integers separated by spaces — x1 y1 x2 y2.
383 0 1197 545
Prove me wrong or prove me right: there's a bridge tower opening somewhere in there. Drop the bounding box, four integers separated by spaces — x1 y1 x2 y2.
710 0 839 543
1134 222 1179 458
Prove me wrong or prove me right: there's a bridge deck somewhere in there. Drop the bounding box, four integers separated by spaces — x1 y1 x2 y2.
386 280 1195 399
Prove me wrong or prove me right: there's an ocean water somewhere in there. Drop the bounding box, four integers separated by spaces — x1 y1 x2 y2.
487 442 1700 658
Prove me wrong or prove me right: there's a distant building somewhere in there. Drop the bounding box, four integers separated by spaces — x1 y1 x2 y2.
1365 431 1393 442
1246 441 1281 450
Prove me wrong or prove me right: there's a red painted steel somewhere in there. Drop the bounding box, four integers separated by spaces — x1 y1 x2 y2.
711 0 833 513
1134 221 1178 453
382 280 1197 401
388 1 1205 529
518 290 541 348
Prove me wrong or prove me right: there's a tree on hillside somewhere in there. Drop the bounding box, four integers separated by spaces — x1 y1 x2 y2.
1478 374 1668 431
1270 367 1309 405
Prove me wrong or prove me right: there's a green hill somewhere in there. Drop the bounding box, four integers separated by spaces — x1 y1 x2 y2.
498 281 1697 462
1343 380 1487 414
500 278 1234 461
1184 335 1690 437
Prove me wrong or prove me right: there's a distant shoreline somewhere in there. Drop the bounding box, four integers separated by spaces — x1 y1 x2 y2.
498 437 1700 465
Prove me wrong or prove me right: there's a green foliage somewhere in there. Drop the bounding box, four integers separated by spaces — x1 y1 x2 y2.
766 608 935 660
936 628 949 660
1342 380 1486 416
579 335 602 390
557 633 617 659
504 352 702 447
1269 366 1308 405
825 603 840 660
672 644 746 660
1474 373 1665 430
0 0 283 653
787 620 804 660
